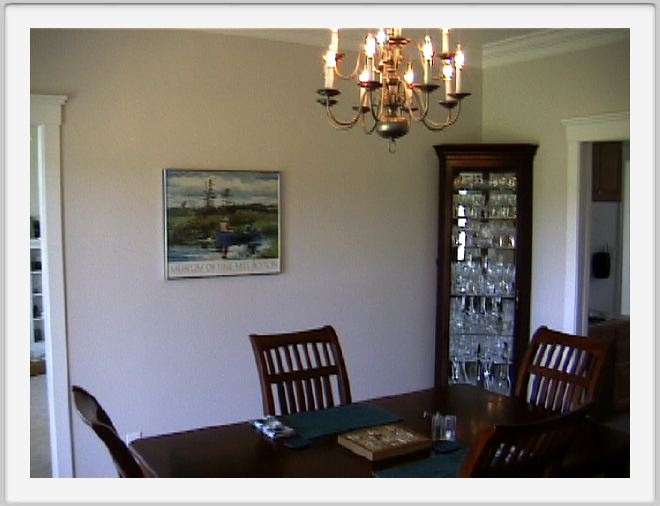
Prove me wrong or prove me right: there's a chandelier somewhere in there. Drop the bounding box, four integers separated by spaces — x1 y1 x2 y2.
316 28 470 153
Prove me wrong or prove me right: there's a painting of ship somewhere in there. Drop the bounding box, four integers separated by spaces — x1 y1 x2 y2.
216 218 264 256
163 169 281 278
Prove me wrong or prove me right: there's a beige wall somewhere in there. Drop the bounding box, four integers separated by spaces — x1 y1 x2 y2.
482 39 630 333
31 29 482 476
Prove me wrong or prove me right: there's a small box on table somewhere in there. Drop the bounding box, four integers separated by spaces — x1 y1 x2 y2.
338 424 431 461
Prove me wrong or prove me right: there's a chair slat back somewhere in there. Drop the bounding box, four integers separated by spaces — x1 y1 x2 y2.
515 326 613 413
459 408 588 477
250 325 352 416
71 385 144 478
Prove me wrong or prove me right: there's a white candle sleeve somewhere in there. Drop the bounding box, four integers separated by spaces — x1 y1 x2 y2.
324 67 335 89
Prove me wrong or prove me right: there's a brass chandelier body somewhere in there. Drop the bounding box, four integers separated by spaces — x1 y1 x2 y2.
317 28 470 153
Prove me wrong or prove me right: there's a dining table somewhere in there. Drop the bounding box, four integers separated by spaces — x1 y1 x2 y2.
129 384 556 478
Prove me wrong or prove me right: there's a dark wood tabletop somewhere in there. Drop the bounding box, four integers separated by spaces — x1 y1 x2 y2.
130 385 547 478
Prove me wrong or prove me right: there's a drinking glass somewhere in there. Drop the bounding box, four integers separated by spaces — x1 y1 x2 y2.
481 338 497 390
441 415 457 441
502 299 515 333
462 335 479 385
449 340 462 384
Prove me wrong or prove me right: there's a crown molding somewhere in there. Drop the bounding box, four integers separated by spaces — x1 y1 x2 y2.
31 94 68 125
561 112 629 141
482 29 628 69
561 111 629 128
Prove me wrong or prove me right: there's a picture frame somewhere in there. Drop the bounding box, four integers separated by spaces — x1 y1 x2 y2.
163 169 281 279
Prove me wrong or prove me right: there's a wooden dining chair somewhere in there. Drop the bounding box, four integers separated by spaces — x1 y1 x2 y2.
514 326 613 414
458 407 588 477
71 385 145 478
249 325 352 416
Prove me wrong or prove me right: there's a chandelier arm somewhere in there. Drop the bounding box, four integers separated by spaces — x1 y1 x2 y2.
335 52 363 80
360 108 378 134
404 87 426 123
358 91 377 134
324 100 361 128
368 88 383 123
420 100 463 131
411 87 433 121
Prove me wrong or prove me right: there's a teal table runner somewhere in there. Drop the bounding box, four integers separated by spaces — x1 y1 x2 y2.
279 403 401 440
373 448 469 478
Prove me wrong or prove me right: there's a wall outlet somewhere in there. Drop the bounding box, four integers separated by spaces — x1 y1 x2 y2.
125 431 142 445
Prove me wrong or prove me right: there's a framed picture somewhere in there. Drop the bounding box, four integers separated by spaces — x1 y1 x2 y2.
163 169 281 279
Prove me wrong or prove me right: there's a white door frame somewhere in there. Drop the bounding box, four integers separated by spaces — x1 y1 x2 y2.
30 94 73 477
561 112 629 335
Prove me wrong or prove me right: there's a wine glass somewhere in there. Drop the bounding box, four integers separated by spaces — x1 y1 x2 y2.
462 335 480 385
492 339 512 395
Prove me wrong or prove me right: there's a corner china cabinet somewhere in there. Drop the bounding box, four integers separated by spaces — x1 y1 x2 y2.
434 144 537 395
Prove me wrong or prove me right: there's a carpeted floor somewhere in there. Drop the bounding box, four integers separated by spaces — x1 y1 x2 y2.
31 373 52 477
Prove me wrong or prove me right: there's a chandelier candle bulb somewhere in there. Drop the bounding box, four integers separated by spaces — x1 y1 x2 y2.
442 28 450 54
365 33 377 58
443 62 453 99
330 29 339 52
376 28 387 46
422 35 434 84
455 45 465 93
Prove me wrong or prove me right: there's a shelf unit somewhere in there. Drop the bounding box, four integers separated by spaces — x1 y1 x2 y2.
30 236 45 359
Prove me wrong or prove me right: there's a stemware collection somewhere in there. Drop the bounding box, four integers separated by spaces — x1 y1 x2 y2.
449 335 512 395
449 172 518 396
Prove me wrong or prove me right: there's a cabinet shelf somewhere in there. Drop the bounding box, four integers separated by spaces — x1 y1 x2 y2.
452 245 516 251
453 185 517 193
450 293 515 299
449 332 514 338
452 217 517 223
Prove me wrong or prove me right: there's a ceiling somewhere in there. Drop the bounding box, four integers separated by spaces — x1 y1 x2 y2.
214 28 541 52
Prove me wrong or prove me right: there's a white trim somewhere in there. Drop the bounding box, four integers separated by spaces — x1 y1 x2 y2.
30 94 73 478
482 29 628 69
561 112 629 334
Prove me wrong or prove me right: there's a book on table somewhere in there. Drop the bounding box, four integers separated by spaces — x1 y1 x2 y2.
337 424 431 461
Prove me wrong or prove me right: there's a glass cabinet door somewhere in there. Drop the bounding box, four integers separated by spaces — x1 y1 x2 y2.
448 170 518 395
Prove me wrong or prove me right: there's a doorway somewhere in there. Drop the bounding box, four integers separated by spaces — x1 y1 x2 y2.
586 141 630 322
581 141 630 325
561 112 630 335
30 94 73 477
30 125 51 477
